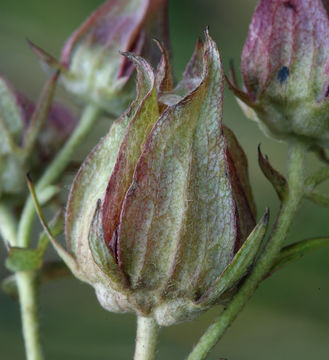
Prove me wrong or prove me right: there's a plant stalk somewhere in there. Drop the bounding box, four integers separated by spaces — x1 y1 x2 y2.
14 104 101 360
134 317 159 360
0 202 17 247
16 271 43 360
17 103 101 248
187 141 306 360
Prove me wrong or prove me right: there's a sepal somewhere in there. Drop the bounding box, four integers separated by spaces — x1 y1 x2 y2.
198 210 269 306
258 145 288 201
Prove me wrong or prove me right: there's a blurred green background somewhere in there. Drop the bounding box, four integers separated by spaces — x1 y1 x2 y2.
0 0 328 359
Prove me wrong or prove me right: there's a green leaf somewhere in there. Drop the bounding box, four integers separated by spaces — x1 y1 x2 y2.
6 247 42 272
198 210 269 306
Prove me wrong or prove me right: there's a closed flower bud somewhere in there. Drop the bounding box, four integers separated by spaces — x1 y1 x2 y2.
232 0 329 146
32 0 170 116
60 32 267 327
0 74 76 198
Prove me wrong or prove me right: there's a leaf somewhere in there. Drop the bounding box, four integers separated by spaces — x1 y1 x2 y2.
258 145 288 201
198 210 269 306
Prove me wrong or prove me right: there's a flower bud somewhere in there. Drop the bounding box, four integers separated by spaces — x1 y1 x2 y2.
32 0 170 116
61 32 267 326
0 74 76 198
233 0 329 146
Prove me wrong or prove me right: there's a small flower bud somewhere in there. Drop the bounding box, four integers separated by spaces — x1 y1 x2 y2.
62 32 266 326
0 74 76 198
234 0 329 146
32 0 170 116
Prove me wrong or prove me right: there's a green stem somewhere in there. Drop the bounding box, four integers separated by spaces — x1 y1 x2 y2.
16 271 43 360
15 104 101 360
0 202 17 247
134 317 159 360
187 141 306 360
17 103 101 248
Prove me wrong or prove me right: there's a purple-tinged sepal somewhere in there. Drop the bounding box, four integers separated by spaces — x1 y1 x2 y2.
63 32 261 326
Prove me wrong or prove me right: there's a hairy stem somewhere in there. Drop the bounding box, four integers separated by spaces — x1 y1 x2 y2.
187 141 306 360
17 103 101 248
0 202 17 247
134 317 159 360
15 104 101 360
16 271 43 360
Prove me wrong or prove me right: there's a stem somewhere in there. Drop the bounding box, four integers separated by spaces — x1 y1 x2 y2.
16 271 43 360
187 141 306 360
14 104 101 360
134 317 159 360
0 202 17 247
17 103 101 248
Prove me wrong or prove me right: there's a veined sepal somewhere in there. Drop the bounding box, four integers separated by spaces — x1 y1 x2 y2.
197 210 269 306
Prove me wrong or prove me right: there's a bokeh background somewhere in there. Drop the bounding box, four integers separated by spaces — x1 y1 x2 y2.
0 0 328 359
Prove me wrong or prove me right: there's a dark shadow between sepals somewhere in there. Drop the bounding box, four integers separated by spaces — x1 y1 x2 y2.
197 209 269 307
258 145 288 202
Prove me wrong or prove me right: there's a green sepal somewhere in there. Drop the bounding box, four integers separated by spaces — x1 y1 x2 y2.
27 39 68 74
258 145 288 201
198 210 269 306
37 210 64 253
0 77 23 142
88 200 127 290
270 237 329 275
